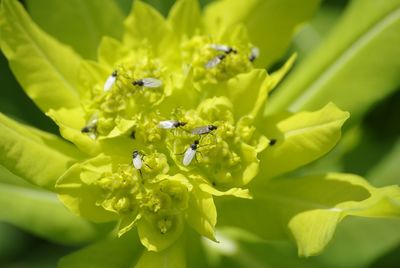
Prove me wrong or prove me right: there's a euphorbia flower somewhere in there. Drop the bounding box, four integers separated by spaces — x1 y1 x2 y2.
1 0 399 267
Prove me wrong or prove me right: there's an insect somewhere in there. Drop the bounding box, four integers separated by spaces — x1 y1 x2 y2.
132 150 152 178
249 47 260 62
132 150 144 177
132 78 162 88
182 140 200 166
81 114 98 140
191 125 218 135
103 70 118 92
209 44 237 54
205 54 226 69
158 120 187 129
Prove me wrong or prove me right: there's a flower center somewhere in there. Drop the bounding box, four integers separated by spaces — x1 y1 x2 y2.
74 33 266 241
181 35 256 84
81 50 171 138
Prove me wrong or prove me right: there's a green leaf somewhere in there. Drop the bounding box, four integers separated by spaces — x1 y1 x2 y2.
59 231 142 268
0 165 97 246
186 184 217 241
204 54 296 122
266 0 400 123
97 37 129 68
26 0 125 60
56 155 119 223
203 0 320 67
0 113 83 190
137 215 184 252
209 69 268 120
135 237 186 268
207 227 325 268
123 1 176 57
168 0 201 38
0 222 27 261
217 173 400 257
258 103 349 179
253 53 297 122
0 0 81 112
315 217 400 268
367 139 400 187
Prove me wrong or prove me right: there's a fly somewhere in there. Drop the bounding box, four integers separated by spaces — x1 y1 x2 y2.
158 120 187 129
81 113 98 140
209 44 237 54
249 47 260 62
182 140 199 166
132 150 143 177
205 54 225 69
132 78 162 88
191 125 218 135
104 70 117 92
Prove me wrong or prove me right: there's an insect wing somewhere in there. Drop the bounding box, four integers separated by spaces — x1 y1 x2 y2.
205 56 222 69
88 132 97 140
103 74 116 92
141 78 162 88
158 120 177 129
133 155 143 170
209 44 230 53
249 47 260 62
191 126 209 135
183 147 196 166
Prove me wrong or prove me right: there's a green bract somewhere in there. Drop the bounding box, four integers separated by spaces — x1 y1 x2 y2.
1 0 400 267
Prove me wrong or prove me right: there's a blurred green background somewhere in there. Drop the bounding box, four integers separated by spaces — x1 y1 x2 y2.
1 0 399 267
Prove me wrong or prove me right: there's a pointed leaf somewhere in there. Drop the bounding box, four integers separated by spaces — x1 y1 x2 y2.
315 217 400 268
217 173 400 257
168 0 201 38
214 69 268 120
253 53 297 122
0 0 81 112
123 1 175 57
266 0 400 123
56 155 119 223
268 53 297 92
0 113 82 190
98 36 129 67
0 166 97 245
258 103 349 179
135 238 186 268
59 231 142 268
26 0 125 59
186 185 217 241
203 0 320 67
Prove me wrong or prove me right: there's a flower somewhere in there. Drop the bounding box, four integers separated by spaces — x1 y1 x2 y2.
51 0 297 251
1 0 400 267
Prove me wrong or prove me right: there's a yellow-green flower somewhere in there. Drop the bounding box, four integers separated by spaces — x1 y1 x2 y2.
1 0 400 267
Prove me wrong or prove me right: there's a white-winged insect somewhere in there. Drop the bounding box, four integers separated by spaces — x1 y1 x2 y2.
205 54 226 69
132 150 152 178
132 78 162 88
158 120 187 130
103 70 118 92
182 140 200 166
132 150 144 177
209 44 237 54
191 125 218 135
81 113 98 140
249 47 260 62
132 150 143 169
